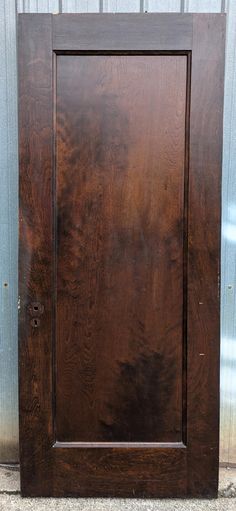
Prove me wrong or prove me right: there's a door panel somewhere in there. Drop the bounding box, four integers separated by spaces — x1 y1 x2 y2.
56 55 186 443
18 14 225 497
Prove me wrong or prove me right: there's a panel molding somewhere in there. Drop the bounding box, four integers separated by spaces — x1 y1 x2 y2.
54 441 186 448
54 51 188 444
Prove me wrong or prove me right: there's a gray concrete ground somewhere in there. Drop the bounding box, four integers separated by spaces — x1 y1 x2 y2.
0 465 235 510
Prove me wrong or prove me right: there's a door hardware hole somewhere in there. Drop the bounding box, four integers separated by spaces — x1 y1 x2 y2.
31 318 40 328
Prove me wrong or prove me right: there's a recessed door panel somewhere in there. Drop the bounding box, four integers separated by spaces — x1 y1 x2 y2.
56 55 186 443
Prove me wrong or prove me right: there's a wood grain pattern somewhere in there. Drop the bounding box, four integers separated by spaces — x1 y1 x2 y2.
53 13 193 51
56 55 186 443
18 13 225 497
186 14 225 497
18 14 54 496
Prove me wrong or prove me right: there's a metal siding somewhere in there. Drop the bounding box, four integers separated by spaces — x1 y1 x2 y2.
36 1 60 12
62 1 99 12
0 0 19 462
144 1 181 12
220 0 236 465
17 0 24 11
17 0 60 12
184 0 221 11
103 1 140 11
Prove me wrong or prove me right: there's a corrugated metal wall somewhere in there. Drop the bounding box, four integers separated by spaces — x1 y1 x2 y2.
0 0 235 464
0 0 19 462
220 0 236 465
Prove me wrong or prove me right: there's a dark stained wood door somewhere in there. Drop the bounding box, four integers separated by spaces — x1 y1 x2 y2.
18 13 225 498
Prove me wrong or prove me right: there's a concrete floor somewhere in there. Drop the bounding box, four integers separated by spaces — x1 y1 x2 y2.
0 466 235 510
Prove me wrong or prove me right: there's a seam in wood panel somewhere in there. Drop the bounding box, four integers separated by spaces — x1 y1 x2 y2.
182 50 192 447
53 50 190 448
52 49 57 444
54 50 192 56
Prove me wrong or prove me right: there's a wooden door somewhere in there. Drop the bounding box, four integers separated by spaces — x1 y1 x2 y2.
18 13 225 498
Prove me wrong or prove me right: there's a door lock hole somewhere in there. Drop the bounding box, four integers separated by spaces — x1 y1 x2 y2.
31 318 40 328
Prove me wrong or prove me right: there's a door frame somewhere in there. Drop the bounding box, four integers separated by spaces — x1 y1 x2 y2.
18 13 225 497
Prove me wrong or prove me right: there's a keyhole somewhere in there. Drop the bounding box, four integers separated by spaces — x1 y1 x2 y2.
31 318 40 328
